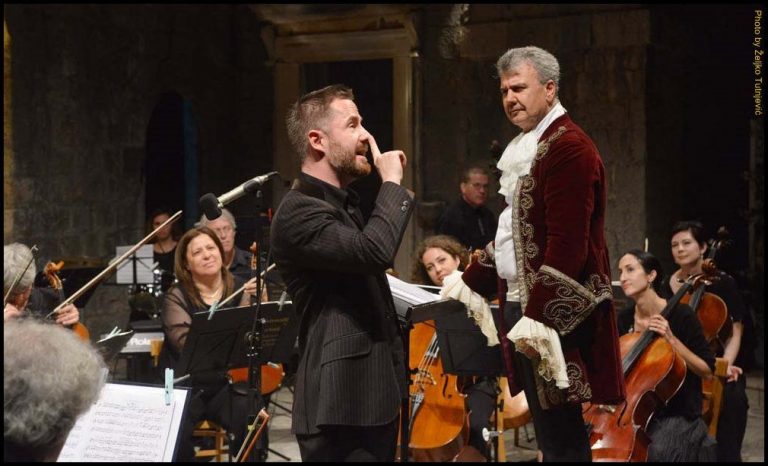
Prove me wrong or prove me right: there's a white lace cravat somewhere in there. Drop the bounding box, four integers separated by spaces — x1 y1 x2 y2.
496 131 538 201
440 270 499 346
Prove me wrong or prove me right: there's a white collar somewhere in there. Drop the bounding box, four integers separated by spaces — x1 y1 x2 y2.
531 101 566 140
496 102 567 199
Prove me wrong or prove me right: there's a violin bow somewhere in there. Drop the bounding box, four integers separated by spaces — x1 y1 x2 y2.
46 211 183 318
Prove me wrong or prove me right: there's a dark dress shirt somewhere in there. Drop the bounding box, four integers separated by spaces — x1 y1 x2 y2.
436 198 497 251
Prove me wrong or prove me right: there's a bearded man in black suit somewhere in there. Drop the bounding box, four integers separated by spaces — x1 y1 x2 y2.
270 84 413 461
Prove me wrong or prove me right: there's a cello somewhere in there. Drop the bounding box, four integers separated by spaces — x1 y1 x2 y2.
583 271 712 462
679 227 732 354
43 260 90 342
399 320 474 462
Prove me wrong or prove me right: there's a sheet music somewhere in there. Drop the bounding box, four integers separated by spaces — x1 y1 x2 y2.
115 245 155 285
58 383 188 462
386 273 441 306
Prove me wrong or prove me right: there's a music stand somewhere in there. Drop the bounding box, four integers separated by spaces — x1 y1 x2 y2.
434 311 503 378
115 245 155 285
95 330 135 367
177 300 298 461
176 301 299 380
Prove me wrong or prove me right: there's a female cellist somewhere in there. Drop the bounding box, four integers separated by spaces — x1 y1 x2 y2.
663 220 752 461
410 235 500 461
617 249 715 461
3 243 80 327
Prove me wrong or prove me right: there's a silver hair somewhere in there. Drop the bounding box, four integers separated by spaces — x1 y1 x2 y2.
197 207 237 230
496 45 560 90
4 319 106 461
4 243 37 296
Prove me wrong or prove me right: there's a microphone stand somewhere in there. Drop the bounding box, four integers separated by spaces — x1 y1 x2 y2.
243 188 268 462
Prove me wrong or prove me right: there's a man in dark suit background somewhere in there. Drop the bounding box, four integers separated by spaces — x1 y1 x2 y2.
436 166 498 251
270 84 413 461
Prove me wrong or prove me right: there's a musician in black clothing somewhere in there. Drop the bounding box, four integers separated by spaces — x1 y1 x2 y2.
158 226 259 461
663 220 754 462
436 166 497 251
4 242 80 326
146 207 179 292
616 249 716 462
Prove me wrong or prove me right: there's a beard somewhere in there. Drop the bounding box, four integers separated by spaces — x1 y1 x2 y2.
328 139 371 179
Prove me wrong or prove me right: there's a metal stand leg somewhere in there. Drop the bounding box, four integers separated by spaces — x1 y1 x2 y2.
270 400 292 414
267 447 291 461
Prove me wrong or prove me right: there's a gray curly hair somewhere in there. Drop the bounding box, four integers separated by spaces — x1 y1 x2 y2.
4 319 106 461
4 243 37 297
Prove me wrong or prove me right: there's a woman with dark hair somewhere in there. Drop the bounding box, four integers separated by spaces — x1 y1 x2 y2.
616 248 715 461
159 226 259 461
146 207 180 292
664 220 753 461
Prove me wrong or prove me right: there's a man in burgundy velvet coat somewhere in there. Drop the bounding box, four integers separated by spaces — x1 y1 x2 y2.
462 46 625 461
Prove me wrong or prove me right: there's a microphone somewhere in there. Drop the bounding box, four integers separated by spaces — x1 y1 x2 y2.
199 171 279 220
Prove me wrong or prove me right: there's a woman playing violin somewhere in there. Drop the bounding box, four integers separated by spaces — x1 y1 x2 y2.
411 235 499 461
663 220 753 461
3 243 80 327
617 249 715 461
158 226 260 462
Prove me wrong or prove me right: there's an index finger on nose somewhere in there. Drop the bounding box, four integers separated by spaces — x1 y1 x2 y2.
367 133 382 161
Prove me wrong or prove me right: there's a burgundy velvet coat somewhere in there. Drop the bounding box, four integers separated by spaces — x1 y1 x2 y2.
464 114 626 408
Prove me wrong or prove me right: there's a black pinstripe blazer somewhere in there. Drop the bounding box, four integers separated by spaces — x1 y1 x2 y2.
270 172 414 435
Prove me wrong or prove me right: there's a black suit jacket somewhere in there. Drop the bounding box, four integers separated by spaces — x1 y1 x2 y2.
270 172 414 435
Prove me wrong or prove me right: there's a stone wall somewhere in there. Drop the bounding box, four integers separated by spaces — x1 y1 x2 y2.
4 5 761 342
418 4 650 266
4 5 272 338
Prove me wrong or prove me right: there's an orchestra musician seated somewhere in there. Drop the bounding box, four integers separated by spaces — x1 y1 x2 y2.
146 207 180 292
662 220 753 461
157 226 263 462
4 318 106 462
410 235 500 461
616 249 716 461
4 243 80 327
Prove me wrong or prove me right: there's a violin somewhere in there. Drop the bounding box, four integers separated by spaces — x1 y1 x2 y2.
583 272 712 462
398 320 472 462
43 260 90 342
679 227 733 355
228 364 284 396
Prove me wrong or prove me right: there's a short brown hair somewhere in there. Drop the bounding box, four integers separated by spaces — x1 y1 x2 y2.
461 166 490 184
285 84 355 161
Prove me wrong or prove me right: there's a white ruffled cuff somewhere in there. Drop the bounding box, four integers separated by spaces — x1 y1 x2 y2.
440 270 499 346
507 316 569 388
